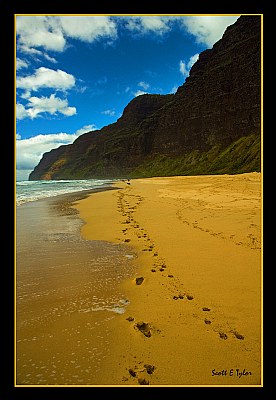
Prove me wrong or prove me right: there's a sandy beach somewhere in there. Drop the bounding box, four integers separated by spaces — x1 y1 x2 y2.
74 172 262 386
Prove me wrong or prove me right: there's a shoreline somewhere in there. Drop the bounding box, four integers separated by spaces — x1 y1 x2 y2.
16 188 137 386
73 172 262 386
16 184 119 209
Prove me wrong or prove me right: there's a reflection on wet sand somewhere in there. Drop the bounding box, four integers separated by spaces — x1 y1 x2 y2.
16 194 136 385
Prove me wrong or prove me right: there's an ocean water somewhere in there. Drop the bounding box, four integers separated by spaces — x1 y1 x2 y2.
16 185 137 385
16 179 114 205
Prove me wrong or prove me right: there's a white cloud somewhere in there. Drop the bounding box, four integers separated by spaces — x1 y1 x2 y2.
17 67 75 93
125 16 172 35
16 133 77 170
16 15 117 59
75 124 97 135
179 53 199 77
16 58 28 70
18 44 58 64
16 94 76 120
44 54 58 63
16 103 30 120
16 15 239 66
20 90 32 99
19 45 44 57
16 68 77 121
59 16 117 42
180 16 239 47
16 125 97 171
170 86 178 94
123 15 238 44
76 85 88 94
179 60 189 77
138 81 150 90
101 109 116 116
16 16 66 53
187 53 199 68
134 90 148 97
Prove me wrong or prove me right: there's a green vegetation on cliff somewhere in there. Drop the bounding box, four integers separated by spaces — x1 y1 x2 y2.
130 134 260 178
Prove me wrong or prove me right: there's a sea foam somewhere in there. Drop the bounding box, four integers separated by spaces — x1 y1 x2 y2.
16 179 114 205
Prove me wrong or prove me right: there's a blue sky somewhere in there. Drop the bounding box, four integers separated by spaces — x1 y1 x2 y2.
16 15 239 180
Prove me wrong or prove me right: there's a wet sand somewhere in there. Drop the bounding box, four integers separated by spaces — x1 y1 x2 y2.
74 172 262 386
16 190 137 385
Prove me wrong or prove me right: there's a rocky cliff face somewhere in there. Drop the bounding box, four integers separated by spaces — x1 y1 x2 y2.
29 15 261 181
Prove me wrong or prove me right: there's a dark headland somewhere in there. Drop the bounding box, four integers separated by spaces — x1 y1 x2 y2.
29 16 261 181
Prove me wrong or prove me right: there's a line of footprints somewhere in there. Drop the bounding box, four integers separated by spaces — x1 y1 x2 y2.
116 188 245 384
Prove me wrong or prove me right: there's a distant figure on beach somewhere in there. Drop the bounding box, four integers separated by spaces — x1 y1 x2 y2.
127 179 131 185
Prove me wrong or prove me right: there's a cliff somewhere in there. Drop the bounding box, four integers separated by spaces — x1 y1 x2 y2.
29 15 261 181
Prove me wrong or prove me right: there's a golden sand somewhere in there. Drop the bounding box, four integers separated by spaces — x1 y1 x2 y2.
74 172 262 386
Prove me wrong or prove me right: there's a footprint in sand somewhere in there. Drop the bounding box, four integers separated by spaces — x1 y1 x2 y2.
200 303 245 341
127 363 155 385
128 368 136 377
219 332 228 340
135 277 144 285
135 321 152 337
144 364 155 374
232 331 245 340
138 378 149 385
173 293 193 300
